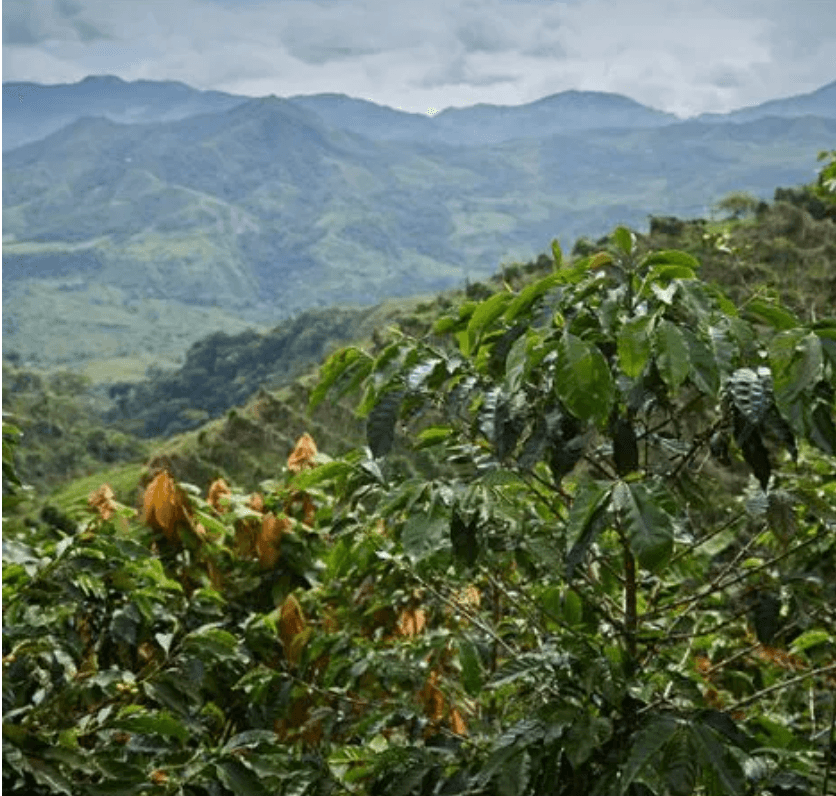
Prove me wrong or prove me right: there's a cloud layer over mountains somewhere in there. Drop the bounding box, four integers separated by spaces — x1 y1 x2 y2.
4 0 835 118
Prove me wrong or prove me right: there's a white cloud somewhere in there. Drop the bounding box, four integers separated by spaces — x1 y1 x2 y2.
2 0 834 116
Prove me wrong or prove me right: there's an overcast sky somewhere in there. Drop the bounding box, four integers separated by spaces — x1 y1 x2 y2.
3 0 835 117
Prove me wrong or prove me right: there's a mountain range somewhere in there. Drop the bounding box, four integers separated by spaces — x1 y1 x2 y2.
3 75 836 377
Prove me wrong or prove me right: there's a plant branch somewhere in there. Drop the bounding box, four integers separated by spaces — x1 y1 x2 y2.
728 663 836 711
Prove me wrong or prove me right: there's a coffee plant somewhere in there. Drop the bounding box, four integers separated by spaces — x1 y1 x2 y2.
3 233 835 795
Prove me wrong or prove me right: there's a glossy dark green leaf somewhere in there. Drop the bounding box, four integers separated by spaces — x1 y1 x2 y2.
617 316 652 378
565 482 611 579
555 333 615 424
690 724 745 796
308 347 369 411
367 389 404 458
611 416 639 476
402 504 449 562
112 709 190 743
216 759 271 796
641 250 700 270
459 638 483 696
683 329 720 396
612 481 674 572
654 319 690 390
551 238 563 269
612 226 634 256
450 511 478 567
743 299 799 330
467 291 513 352
504 272 565 323
619 714 678 794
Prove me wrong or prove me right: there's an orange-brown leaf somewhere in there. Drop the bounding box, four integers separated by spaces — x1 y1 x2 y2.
256 514 291 569
287 433 318 473
234 517 260 557
207 478 232 513
302 494 317 526
279 594 307 664
396 607 427 638
449 707 468 736
142 470 190 543
149 770 169 785
419 670 445 722
248 492 265 513
88 483 117 521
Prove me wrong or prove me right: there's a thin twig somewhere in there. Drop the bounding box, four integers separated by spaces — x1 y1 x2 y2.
728 663 836 711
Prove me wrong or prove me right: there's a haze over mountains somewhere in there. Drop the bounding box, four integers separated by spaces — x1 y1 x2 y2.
3 76 835 376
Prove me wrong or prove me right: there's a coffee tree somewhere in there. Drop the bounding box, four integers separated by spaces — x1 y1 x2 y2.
306 232 836 795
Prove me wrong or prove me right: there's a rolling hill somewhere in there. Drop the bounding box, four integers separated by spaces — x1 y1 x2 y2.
3 77 836 378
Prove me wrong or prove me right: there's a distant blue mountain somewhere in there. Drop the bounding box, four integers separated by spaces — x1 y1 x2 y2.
695 80 836 124
6 75 834 153
2 75 246 151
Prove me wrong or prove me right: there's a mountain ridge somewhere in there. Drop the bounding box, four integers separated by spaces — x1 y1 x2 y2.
5 75 836 152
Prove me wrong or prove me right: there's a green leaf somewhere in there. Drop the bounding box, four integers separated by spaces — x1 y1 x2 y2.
367 389 404 458
216 759 270 796
414 425 454 450
27 759 74 795
642 249 700 271
612 481 674 572
497 748 530 796
683 329 720 396
661 727 699 796
459 638 483 696
433 314 461 335
401 504 449 562
182 626 240 661
617 316 653 378
770 330 823 406
450 511 478 567
612 226 634 256
566 481 612 578
789 628 831 655
223 730 280 752
467 291 513 352
291 459 353 490
619 714 678 794
309 347 367 411
504 272 565 323
743 299 799 330
565 712 612 768
551 238 563 269
654 319 690 390
690 723 745 796
112 708 190 743
504 330 534 393
555 333 615 424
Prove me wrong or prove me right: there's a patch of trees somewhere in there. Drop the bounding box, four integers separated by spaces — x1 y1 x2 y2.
105 307 379 438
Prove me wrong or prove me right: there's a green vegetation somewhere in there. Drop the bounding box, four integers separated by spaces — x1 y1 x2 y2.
3 160 835 795
4 224 835 795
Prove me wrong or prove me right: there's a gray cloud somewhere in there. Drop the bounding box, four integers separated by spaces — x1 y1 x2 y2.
2 0 834 116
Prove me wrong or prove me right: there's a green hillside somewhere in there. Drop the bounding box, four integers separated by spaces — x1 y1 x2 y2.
4 170 836 508
4 97 836 376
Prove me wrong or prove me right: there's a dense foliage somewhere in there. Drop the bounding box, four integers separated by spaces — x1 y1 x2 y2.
4 229 835 795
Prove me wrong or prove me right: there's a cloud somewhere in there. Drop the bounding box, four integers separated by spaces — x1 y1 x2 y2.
2 0 834 117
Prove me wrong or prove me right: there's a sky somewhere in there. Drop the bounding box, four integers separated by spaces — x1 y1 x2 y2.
2 0 836 118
